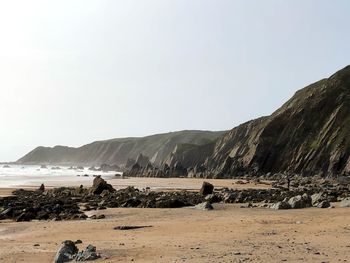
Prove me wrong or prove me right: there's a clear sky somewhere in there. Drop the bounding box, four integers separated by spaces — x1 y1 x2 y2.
0 1 350 162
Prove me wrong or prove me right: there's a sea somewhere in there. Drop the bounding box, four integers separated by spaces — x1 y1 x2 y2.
0 164 119 188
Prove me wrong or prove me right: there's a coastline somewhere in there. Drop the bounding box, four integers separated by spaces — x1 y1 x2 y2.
0 177 272 195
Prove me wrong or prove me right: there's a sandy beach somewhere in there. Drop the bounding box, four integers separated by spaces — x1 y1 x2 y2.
0 204 349 262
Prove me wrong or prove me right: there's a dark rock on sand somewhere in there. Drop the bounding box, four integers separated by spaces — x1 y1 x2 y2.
199 182 214 196
38 183 45 192
317 200 331 208
271 201 291 210
114 225 153 230
89 176 115 195
75 244 100 261
54 240 79 263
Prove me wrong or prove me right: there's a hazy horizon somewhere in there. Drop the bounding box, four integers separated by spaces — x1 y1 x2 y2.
1 0 350 161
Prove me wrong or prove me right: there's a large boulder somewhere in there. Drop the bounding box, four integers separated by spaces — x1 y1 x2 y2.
199 182 214 196
89 176 115 195
54 240 78 263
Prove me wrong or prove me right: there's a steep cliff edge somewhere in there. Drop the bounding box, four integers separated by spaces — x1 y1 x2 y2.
17 66 350 178
206 66 350 177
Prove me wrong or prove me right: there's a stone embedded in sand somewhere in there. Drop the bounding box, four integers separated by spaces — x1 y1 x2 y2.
54 240 79 263
114 225 153 230
199 182 214 196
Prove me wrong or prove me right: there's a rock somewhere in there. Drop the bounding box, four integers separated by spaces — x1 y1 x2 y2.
155 198 187 208
288 194 311 209
89 176 115 195
75 244 100 261
135 153 150 168
0 207 13 218
89 214 105 220
271 201 291 210
39 183 45 192
114 225 153 230
54 240 78 263
194 202 214 210
317 200 331 208
311 192 326 206
199 182 214 196
204 194 221 203
340 197 350 207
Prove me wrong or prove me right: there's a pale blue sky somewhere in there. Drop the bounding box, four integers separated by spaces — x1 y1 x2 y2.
0 1 349 161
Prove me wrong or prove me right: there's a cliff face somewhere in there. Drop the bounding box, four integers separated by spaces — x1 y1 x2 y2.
17 130 225 167
17 66 350 177
207 66 350 177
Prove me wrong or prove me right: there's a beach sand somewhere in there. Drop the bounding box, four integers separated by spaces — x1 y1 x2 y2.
0 205 349 262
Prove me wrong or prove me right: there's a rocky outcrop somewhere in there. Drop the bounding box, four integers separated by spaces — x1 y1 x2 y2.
205 66 350 178
16 66 350 178
17 130 225 167
135 153 150 167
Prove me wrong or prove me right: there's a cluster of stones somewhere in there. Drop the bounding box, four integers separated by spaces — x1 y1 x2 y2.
54 240 100 263
1 176 350 222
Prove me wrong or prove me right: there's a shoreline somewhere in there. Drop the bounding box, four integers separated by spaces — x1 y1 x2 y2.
0 177 272 196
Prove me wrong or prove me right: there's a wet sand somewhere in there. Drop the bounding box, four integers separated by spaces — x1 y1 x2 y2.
0 177 271 194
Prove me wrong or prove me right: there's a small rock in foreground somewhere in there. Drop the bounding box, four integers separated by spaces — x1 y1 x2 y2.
114 225 153 230
54 240 78 263
54 240 101 262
